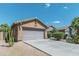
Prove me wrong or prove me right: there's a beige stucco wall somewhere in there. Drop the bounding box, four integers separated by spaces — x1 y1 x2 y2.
14 20 48 41
0 32 3 40
21 20 47 39
17 25 23 41
22 21 45 29
44 30 47 39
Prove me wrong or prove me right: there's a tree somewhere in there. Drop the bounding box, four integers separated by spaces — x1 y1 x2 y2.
71 17 79 30
0 24 9 32
71 17 79 44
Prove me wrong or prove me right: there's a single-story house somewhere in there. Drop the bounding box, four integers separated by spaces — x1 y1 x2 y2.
12 17 48 42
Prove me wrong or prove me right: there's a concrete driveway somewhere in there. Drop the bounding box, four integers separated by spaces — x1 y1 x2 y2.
0 40 48 56
24 39 79 56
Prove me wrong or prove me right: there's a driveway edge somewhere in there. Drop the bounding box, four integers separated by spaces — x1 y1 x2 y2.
23 41 52 56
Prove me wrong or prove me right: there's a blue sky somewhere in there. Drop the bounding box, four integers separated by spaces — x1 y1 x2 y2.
0 3 79 29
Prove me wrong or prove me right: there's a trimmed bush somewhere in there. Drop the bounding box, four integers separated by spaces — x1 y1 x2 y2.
52 32 64 40
47 31 53 38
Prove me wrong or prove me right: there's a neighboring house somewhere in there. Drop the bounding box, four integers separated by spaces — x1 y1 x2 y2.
58 27 70 35
63 26 76 39
12 17 48 42
58 29 65 32
46 26 54 32
64 27 70 35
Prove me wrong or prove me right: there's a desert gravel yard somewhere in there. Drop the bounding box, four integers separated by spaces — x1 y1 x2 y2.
0 40 48 56
24 39 79 56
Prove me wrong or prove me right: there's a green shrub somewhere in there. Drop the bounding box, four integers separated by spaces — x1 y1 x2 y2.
73 35 79 44
47 31 53 38
66 35 79 44
52 32 64 40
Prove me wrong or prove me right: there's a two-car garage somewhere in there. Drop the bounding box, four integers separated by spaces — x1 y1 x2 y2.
22 27 45 40
12 18 48 41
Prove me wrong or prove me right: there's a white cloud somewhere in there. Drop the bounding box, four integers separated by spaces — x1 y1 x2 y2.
64 6 68 9
45 3 51 8
53 21 61 24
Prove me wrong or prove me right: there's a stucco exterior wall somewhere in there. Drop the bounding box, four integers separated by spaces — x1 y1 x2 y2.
22 21 45 29
45 30 48 39
12 20 48 41
17 25 23 41
0 32 3 40
12 25 18 42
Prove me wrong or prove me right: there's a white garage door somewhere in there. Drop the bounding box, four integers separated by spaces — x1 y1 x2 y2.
23 29 44 40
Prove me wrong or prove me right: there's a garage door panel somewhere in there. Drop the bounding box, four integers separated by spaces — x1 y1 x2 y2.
23 29 44 40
